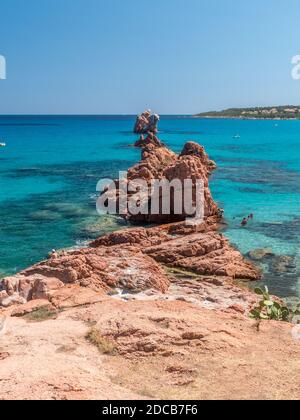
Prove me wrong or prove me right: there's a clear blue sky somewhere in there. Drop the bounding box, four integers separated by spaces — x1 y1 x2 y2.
0 0 299 114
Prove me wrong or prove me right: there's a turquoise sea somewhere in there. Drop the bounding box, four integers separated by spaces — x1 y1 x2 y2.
0 116 300 300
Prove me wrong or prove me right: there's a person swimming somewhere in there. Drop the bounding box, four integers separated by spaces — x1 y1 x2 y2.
241 214 254 226
241 217 248 227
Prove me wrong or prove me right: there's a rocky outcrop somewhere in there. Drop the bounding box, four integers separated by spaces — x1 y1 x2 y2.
134 110 160 134
0 246 170 308
1 296 300 400
92 222 259 280
101 134 220 224
4 136 295 401
134 133 164 148
0 137 260 313
0 226 259 311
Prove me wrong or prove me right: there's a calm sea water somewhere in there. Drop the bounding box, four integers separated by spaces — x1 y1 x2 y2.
0 115 300 300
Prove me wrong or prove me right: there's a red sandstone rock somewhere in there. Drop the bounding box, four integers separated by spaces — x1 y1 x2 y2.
10 300 55 317
31 277 65 300
90 299 256 358
0 246 170 307
1 297 300 400
102 135 220 223
0 292 26 308
49 285 105 309
0 138 294 402
180 141 217 172
92 224 260 281
0 139 259 312
134 133 164 149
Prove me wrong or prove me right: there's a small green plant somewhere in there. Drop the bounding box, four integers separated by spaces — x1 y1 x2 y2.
85 328 118 355
250 286 290 322
107 289 119 296
23 307 58 322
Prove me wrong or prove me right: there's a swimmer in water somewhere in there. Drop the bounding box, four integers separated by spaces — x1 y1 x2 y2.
241 217 248 227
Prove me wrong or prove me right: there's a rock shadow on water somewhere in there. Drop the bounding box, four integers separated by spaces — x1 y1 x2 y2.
6 159 133 182
159 130 204 135
116 143 136 150
42 202 92 219
28 210 63 222
114 141 144 151
238 187 266 194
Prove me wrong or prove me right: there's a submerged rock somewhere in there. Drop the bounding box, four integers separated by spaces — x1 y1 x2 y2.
247 248 274 261
247 249 295 275
271 255 295 275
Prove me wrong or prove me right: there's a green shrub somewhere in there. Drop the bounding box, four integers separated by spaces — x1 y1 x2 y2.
250 286 290 322
85 328 117 355
23 307 58 322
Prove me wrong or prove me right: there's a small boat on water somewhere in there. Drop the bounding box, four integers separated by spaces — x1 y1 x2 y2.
232 134 240 139
0 142 6 147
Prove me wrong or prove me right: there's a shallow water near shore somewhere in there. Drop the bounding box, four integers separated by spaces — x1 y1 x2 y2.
0 115 300 300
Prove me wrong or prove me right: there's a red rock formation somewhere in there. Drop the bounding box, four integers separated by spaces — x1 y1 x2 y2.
0 137 260 311
134 133 164 149
101 134 220 224
92 223 259 280
1 137 297 402
134 111 159 134
0 246 170 308
2 296 300 400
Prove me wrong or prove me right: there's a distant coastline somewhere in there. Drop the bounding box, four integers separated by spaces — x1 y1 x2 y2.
194 105 300 120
